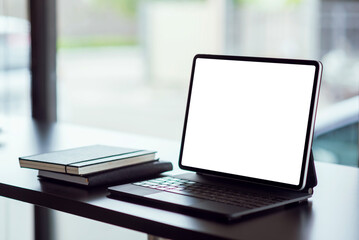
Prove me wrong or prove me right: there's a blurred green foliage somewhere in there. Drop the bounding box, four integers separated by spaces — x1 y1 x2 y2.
58 36 137 49
92 0 204 17
93 0 139 17
234 0 302 6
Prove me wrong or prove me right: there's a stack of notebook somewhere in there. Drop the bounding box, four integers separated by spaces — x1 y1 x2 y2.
19 145 173 187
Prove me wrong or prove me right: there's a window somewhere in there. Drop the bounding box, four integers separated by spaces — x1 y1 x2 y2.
0 0 30 117
57 0 358 166
1 2 32 240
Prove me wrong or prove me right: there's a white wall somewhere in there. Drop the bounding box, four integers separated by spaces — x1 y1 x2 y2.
54 211 146 240
0 197 33 240
142 0 226 87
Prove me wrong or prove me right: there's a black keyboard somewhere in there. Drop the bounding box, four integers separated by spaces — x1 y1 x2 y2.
133 176 288 209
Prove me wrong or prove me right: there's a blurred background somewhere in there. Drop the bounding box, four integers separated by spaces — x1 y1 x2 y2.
0 0 358 239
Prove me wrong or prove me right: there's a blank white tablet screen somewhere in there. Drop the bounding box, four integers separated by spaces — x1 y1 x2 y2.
181 58 316 185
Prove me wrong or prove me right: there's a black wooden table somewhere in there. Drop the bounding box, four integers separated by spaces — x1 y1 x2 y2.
0 117 358 240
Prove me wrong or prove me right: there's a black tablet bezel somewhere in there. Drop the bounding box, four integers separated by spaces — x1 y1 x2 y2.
179 54 322 191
